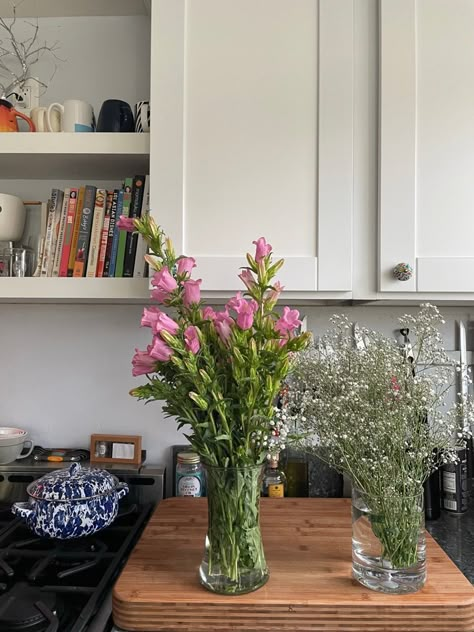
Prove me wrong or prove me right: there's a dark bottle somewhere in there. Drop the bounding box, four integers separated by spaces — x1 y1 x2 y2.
424 469 441 521
441 447 469 514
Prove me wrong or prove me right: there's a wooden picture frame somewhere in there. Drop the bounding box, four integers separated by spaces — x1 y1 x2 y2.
90 434 142 466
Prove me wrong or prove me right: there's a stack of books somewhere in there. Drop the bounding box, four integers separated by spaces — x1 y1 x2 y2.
34 175 149 278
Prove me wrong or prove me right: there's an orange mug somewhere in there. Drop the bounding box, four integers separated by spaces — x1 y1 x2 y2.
0 99 35 132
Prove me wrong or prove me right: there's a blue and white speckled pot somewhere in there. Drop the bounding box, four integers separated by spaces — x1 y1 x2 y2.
11 462 129 539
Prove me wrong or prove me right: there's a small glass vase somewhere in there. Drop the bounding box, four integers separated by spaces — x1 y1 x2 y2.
199 464 269 595
352 486 426 594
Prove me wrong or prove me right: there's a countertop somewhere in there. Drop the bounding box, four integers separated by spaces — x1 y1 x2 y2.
427 505 474 584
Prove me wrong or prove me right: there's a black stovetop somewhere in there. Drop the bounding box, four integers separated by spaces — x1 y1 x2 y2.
0 503 152 632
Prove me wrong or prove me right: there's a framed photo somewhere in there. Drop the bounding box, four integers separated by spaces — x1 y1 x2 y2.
90 434 142 466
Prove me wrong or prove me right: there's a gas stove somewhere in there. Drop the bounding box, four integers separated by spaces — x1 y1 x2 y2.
0 459 165 632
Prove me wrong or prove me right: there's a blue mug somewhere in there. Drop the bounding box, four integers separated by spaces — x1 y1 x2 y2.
96 99 134 132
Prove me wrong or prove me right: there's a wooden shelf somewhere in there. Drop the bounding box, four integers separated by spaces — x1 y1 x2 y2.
0 133 150 180
0 278 151 303
0 0 150 18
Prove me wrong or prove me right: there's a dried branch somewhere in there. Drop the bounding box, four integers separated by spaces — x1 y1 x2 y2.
0 3 62 99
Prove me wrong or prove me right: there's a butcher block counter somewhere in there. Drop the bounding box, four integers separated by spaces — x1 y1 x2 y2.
113 498 474 632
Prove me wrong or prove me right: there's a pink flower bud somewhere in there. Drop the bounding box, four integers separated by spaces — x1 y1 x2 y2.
177 256 196 277
252 237 272 262
183 279 202 307
132 345 156 376
116 215 136 232
184 325 200 354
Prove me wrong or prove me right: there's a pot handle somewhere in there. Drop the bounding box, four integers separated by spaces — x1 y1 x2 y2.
12 501 33 519
117 482 129 499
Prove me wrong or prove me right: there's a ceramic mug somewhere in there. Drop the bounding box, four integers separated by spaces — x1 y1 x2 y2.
31 106 61 132
135 100 150 133
46 99 94 132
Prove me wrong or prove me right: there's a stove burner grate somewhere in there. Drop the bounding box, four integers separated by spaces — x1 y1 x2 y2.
0 582 59 631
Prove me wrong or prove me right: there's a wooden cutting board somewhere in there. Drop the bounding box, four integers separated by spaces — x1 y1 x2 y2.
113 498 474 632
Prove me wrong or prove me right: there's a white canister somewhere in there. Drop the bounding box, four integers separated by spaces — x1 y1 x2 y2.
0 194 26 241
47 100 94 132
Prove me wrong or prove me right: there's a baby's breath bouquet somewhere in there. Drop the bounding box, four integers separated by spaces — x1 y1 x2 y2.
285 304 473 592
118 214 310 594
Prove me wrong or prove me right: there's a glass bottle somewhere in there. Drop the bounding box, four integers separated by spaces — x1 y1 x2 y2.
176 451 204 497
262 454 287 498
281 447 309 497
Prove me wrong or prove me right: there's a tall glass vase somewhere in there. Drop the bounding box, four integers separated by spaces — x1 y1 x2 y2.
199 465 269 595
352 486 426 593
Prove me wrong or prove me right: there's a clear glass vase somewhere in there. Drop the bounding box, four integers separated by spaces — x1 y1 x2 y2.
199 465 269 595
352 486 426 593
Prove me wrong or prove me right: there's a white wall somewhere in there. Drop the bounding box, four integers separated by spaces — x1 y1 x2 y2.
0 303 470 475
1 15 150 115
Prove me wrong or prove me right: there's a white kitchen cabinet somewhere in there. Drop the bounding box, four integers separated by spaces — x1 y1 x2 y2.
379 0 474 294
150 0 354 294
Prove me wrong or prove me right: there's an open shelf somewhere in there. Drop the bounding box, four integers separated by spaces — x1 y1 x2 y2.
0 278 151 303
0 133 150 180
0 0 150 18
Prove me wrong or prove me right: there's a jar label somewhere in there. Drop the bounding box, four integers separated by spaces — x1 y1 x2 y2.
177 475 202 497
268 484 284 498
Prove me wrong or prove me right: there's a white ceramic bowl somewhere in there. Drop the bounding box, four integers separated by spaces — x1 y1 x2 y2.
0 427 27 440
0 431 33 464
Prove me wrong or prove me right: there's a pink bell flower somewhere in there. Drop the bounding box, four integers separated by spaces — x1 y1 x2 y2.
116 215 136 232
184 325 200 354
141 306 161 329
153 312 179 337
252 237 272 262
150 337 173 362
202 306 217 321
177 256 196 277
214 310 234 343
275 306 302 335
151 267 178 292
183 279 202 307
226 292 244 312
266 281 284 305
132 345 156 376
238 269 256 290
234 299 258 331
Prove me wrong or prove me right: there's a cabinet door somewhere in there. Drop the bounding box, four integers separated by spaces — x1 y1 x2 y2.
150 0 353 292
379 0 474 293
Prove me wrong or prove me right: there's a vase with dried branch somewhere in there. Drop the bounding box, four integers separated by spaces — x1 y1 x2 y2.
0 3 61 102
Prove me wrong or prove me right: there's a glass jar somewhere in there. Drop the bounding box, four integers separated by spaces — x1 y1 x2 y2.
176 452 204 497
352 486 426 594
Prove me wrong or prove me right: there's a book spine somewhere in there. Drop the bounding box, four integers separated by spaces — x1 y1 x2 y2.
114 177 133 277
103 189 119 277
47 189 64 276
52 188 71 277
33 202 49 277
108 189 124 277
40 191 59 277
86 189 107 278
68 186 86 276
123 175 146 277
59 188 78 277
96 191 114 278
133 175 150 278
73 185 97 277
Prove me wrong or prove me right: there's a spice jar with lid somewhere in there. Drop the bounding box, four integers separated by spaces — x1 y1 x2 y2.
176 451 204 497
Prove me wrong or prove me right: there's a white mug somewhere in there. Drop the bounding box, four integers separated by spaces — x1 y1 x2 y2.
47 99 94 132
31 106 61 132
